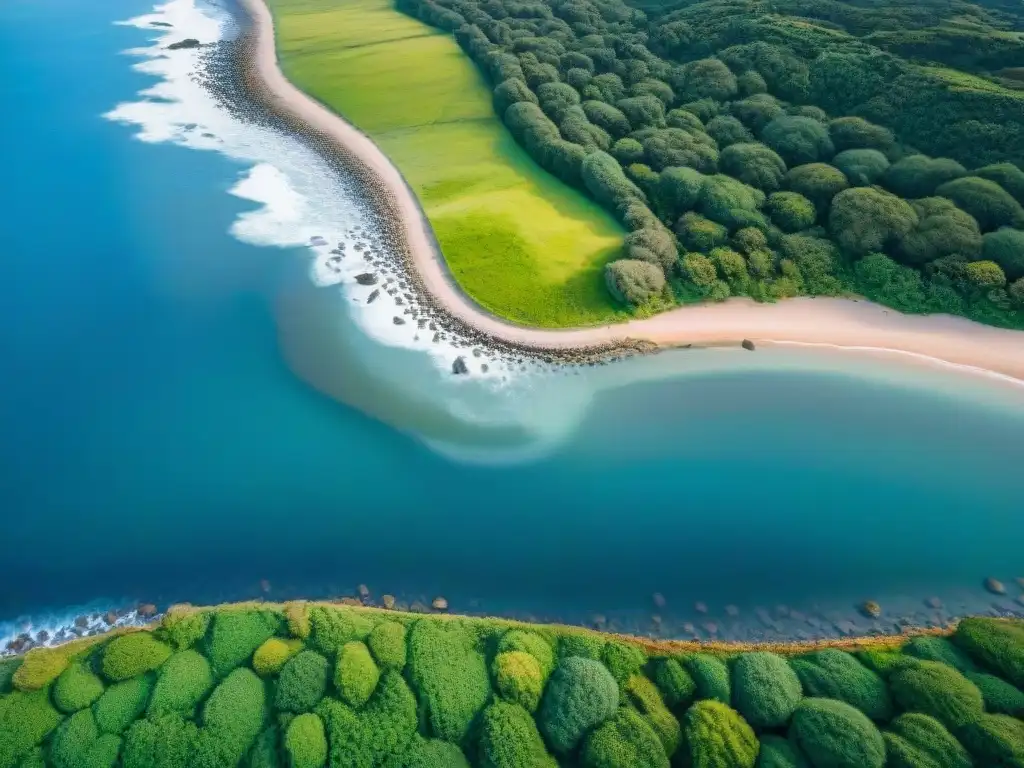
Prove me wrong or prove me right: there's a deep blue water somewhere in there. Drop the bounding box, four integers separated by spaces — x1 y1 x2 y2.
2 0 1024 639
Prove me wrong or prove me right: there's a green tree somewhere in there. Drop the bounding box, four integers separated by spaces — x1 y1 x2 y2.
582 708 669 768
964 260 1006 289
890 660 984 729
275 651 329 713
828 117 894 153
675 58 738 102
884 155 966 199
982 228 1024 280
829 187 918 256
896 197 982 265
789 650 892 721
766 192 817 232
681 701 758 768
539 657 619 753
706 115 753 148
762 116 835 167
335 642 380 708
731 652 802 729
284 713 327 768
720 143 788 192
883 713 972 768
480 701 557 768
684 654 731 704
652 658 696 709
789 699 885 768
832 149 889 187
785 163 849 213
53 664 105 714
492 651 544 712
975 163 1024 205
936 176 1024 231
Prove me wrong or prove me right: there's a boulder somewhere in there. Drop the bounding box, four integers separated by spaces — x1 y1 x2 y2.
167 38 201 50
137 603 158 618
860 600 882 619
452 356 469 375
432 596 449 611
355 272 377 285
382 595 396 610
309 235 328 246
741 339 756 351
393 317 406 325
984 577 1006 595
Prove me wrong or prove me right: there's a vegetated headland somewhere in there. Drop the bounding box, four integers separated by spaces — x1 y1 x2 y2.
3 600 1024 767
238 0 1024 382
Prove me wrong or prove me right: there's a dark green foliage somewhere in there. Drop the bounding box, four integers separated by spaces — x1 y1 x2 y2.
884 156 966 199
684 654 731 704
756 735 810 768
582 101 631 139
855 650 908 679
1012 278 1024 306
732 227 766 254
618 94 666 130
832 150 889 188
245 724 281 768
585 73 625 104
93 675 153 734
680 99 720 124
967 671 1024 716
904 637 976 675
891 660 984 729
399 736 471 768
582 151 647 216
954 618 1024 688
762 116 835 167
0 689 63 768
955 713 1024 767
497 630 554 679
778 234 842 295
789 698 885 768
711 247 749 282
897 197 982 265
407 620 490 745
53 664 105 713
493 78 537 116
335 642 379 708
828 117 893 154
612 137 645 165
582 708 669 768
537 81 580 123
680 701 758 768
785 163 848 213
479 701 557 768
0 659 20 694
504 101 560 156
936 177 1024 232
681 252 719 292
675 58 737 103
148 650 213 717
829 187 918 256
308 607 372 656
737 70 768 97
48 709 120 768
13 649 70 691
122 713 200 768
560 110 610 152
731 652 802 729
676 212 729 252
789 650 892 721
103 634 172 682
721 143 787 192
666 109 704 133
368 622 407 671
160 606 211 650
558 633 605 661
624 674 681 756
976 163 1024 205
200 667 268 767
730 94 784 134
206 610 280 678
883 713 972 768
983 228 1024 280
699 174 767 231
706 115 753 148
767 192 816 232
275 651 329 713
652 658 696 709
539 656 619 753
641 128 718 173
658 166 706 220
284 713 326 768
17 747 46 768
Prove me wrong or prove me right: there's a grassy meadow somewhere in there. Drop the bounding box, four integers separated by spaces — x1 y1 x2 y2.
267 0 628 327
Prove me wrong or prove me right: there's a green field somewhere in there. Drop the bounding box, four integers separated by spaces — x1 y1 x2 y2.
268 0 628 327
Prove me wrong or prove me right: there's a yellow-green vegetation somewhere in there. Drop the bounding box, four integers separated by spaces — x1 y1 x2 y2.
269 0 627 326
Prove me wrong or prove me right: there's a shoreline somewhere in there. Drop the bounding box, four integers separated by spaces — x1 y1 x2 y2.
237 0 1024 383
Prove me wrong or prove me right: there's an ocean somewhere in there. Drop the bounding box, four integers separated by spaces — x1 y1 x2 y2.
1 0 1023 644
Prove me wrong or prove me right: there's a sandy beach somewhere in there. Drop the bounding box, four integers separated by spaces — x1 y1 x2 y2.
241 0 1024 383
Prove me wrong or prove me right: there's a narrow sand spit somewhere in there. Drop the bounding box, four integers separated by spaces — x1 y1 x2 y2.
240 0 1024 382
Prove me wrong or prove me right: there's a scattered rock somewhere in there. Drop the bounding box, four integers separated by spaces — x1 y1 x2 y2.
703 622 719 635
367 289 379 304
74 615 89 629
393 316 405 325
338 597 362 607
431 596 449 611
355 272 377 285
925 597 943 609
104 611 118 626
36 630 49 643
985 577 1006 595
652 593 666 609
741 339 756 351
694 602 708 614
725 604 739 617
592 614 606 628
859 600 882 619
309 235 328 247
358 584 370 599
452 356 469 375
167 38 201 50
152 21 173 27
260 579 271 594
481 364 489 373
651 615 662 625
382 595 396 610
137 603 157 618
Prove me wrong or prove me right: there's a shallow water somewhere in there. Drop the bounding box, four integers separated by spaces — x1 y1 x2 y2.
1 0 1024 644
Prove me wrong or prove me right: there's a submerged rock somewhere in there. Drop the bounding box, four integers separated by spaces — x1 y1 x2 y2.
382 594 396 610
137 603 158 618
167 38 201 50
309 235 328 246
985 577 1006 595
859 600 882 619
431 596 448 611
452 356 469 375
652 593 666 609
355 272 377 286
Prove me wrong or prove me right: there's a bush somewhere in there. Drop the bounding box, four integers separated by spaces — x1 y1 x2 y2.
606 259 665 304
253 637 303 676
284 713 327 768
582 151 646 214
624 674 681 756
493 78 537 116
785 163 849 213
896 197 982 265
766 192 817 233
336 641 380 708
789 698 885 768
730 94 785 133
666 109 704 133
93 675 153 734
402 736 471 768
828 117 894 153
975 163 1024 205
103 634 172 682
890 660 984 729
706 115 753 148
658 166 707 220
699 174 767 231
0 689 63 768
762 116 835 167
967 671 1024 716
48 709 121 768
12 648 70 691
623 227 678 274
284 603 310 640
603 641 647 683
832 149 889 187
652 658 696 708
618 95 666 130
756 735 810 768
200 667 267 766
884 155 966 199
789 650 892 721
53 663 105 713
779 234 842 295
684 654 731 704
954 618 1024 689
711 247 749 281
493 651 543 712
407 620 490 745
245 724 280 768
982 228 1024 280
1012 278 1024 306
612 137 645 165
829 187 918 256
308 607 372 656
903 637 976 675
582 101 631 139
275 651 329 713
122 713 200 768
675 58 737 103
737 70 767 97
205 610 280 678
681 253 719 292
539 656 619 752
537 81 580 122
731 652 802 729
367 622 407 671
0 659 20 694
558 633 605 661
965 260 1007 289
582 708 669 768
160 606 210 650
883 713 972 768
479 701 557 768
955 713 1024 766
497 630 554 679
720 143 787 192
936 176 1024 231
855 650 909 679
680 701 758 768
148 650 213 718
676 212 729 252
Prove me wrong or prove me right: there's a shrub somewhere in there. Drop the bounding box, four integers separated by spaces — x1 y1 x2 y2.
789 698 885 768
676 212 729 252
582 708 669 768
275 651 329 713
498 630 554 679
890 660 984 729
618 95 666 130
103 633 172 682
652 658 696 708
93 675 153 734
762 116 835 167
335 641 380 708
160 606 210 650
402 736 471 768
684 654 731 704
982 228 1024 280
765 192 816 233
675 58 737 103
625 674 681 756
1012 278 1024 306
778 234 842 294
711 247 749 282
200 667 267 766
884 155 967 198
582 151 646 213
967 671 1024 716
975 163 1024 205
828 117 893 153
308 607 372 656
721 143 787 192
53 663 105 713
0 688 63 768
883 713 972 768
954 618 1024 688
122 713 200 768
253 637 303 676
965 260 1007 289
681 701 758 768
582 101 631 139
367 622 407 671
17 748 45 768
603 641 647 683
785 163 848 213
829 187 918 256
756 735 810 768
681 253 719 291
658 166 707 220
737 70 767 96
407 620 490 745
832 149 889 187
903 637 976 674
789 650 892 721
539 656 619 752
0 659 20 694
284 712 327 768
623 227 678 274
147 649 213 718
666 109 704 133
284 602 310 640
495 79 541 118
12 647 70 691
699 174 767 231
558 633 605 661
48 709 121 768
480 701 557 768
855 650 908 679
706 115 753 148
537 81 580 123
612 137 645 165
955 713 1024 766
730 94 785 133
732 652 802 729
606 259 665 305
733 227 768 254
493 651 543 712
896 197 982 265
245 724 280 768
936 176 1024 231
205 610 280 678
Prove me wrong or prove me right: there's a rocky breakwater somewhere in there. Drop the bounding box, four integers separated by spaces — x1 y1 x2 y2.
2 603 160 657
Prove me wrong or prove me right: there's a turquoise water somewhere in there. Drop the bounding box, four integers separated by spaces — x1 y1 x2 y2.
2 0 1024 641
